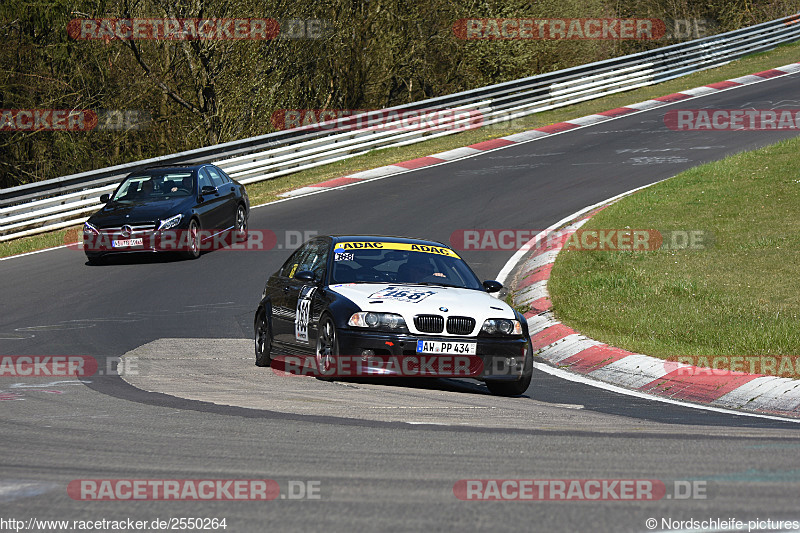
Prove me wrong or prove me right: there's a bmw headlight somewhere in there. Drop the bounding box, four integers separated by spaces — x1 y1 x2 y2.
348 312 408 332
481 318 523 336
157 214 183 231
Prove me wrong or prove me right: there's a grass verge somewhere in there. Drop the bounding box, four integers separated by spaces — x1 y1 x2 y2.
2 40 800 259
0 227 81 258
548 137 800 376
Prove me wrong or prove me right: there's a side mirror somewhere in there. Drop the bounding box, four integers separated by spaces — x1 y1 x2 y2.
294 270 316 283
200 185 217 196
483 280 503 293
100 194 110 203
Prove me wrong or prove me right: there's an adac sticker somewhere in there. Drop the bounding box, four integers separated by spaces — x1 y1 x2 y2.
335 242 459 258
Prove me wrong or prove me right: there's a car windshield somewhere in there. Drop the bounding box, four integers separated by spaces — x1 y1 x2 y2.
111 172 194 202
330 243 483 290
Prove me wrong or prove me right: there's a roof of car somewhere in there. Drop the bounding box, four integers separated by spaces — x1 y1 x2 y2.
138 165 204 173
329 235 451 249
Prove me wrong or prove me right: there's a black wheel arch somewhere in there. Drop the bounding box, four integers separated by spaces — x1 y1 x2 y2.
254 298 273 330
320 291 360 330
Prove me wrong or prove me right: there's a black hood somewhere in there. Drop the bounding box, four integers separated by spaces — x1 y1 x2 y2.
88 196 194 228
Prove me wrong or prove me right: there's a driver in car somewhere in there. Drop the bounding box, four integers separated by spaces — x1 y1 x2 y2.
397 255 438 283
169 176 194 193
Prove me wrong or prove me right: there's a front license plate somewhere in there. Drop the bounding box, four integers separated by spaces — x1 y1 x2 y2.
112 238 143 247
416 340 476 355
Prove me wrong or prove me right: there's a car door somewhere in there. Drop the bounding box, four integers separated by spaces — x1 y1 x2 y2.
205 165 238 228
271 241 314 345
273 239 330 348
195 167 227 231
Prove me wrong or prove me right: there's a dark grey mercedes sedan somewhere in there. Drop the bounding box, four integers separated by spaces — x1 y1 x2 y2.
82 164 249 263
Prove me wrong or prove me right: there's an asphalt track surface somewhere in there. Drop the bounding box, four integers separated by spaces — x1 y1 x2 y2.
2 71 800 532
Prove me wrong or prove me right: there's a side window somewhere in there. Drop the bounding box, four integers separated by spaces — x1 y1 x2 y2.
297 240 329 278
216 167 232 184
280 243 311 278
206 166 226 187
198 168 214 191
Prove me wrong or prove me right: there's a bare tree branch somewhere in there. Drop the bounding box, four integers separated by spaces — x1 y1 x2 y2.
123 39 203 115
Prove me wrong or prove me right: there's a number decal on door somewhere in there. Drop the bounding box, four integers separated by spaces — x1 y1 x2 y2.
295 286 316 343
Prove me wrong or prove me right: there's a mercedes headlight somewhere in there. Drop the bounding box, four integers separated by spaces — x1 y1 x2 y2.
83 222 99 235
157 214 183 231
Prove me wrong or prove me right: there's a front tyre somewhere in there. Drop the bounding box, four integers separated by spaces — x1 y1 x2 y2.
315 315 339 380
486 343 534 397
254 311 272 367
183 219 201 260
234 204 247 242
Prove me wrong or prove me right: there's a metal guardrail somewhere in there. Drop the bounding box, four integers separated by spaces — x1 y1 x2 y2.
2 13 799 241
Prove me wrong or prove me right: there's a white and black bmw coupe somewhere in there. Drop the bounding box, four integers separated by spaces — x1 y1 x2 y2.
254 235 533 396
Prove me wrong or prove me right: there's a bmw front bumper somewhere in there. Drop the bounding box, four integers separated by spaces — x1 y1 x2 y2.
334 329 530 381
